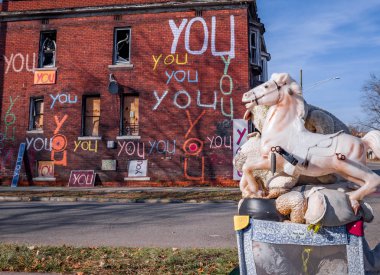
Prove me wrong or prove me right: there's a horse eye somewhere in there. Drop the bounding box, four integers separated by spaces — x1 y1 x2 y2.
264 85 268 89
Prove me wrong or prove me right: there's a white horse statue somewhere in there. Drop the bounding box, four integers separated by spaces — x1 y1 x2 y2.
241 73 380 210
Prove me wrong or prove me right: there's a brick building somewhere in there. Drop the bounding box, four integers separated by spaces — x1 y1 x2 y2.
0 0 270 186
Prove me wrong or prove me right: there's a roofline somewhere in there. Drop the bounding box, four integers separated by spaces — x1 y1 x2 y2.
0 0 254 22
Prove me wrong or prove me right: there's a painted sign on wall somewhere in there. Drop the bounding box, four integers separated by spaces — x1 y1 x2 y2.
128 160 148 177
34 70 56 85
11 143 26 187
37 161 54 178
233 119 248 180
68 170 95 187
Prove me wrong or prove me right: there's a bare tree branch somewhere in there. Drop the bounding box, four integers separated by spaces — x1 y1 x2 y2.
360 74 380 130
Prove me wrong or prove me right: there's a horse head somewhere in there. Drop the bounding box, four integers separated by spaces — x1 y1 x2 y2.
242 73 305 119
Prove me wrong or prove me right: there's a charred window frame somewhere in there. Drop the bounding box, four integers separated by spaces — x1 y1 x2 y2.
38 31 57 68
82 95 101 137
120 93 139 136
29 97 44 131
249 29 260 66
113 28 131 65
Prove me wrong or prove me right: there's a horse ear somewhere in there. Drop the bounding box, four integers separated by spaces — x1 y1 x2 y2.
270 73 279 80
277 73 290 85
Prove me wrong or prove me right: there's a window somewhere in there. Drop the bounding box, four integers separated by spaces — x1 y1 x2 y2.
38 31 57 68
82 96 101 137
29 97 44 130
120 94 139 136
249 30 259 65
259 57 268 82
113 28 131 64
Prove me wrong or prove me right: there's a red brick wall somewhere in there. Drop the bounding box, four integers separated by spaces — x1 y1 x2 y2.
0 8 249 186
6 0 191 12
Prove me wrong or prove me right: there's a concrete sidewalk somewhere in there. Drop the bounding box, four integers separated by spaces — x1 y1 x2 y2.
0 186 241 204
0 186 379 204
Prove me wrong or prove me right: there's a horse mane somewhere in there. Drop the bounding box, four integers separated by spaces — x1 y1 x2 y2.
288 77 306 121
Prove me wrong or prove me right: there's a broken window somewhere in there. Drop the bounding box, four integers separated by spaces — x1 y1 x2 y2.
39 31 57 68
121 94 139 136
29 97 44 130
82 96 101 137
114 28 131 64
249 30 260 66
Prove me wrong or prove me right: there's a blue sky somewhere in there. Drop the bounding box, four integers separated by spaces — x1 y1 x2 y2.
256 0 380 125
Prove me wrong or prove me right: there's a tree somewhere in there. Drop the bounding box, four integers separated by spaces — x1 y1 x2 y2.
360 74 380 131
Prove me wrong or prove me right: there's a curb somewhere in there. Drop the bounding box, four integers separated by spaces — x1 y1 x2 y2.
0 196 238 204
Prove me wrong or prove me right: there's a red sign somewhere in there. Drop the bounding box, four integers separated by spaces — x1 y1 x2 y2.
68 170 95 187
34 70 56 85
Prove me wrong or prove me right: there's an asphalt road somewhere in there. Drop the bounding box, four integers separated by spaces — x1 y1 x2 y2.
0 202 238 248
1 200 380 249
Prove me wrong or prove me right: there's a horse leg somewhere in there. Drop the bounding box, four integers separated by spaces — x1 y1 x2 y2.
334 160 379 208
242 158 271 198
239 174 252 198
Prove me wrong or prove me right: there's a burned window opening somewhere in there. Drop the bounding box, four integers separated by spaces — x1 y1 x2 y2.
39 31 56 68
114 28 131 64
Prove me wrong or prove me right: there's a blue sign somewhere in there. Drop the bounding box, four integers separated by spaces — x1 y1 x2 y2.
11 143 26 188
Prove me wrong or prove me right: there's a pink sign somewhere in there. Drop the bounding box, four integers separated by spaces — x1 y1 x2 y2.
68 170 95 187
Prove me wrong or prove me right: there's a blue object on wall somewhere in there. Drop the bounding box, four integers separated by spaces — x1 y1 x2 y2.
11 143 26 188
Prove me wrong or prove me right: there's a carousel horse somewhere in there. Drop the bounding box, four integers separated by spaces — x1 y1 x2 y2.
241 73 380 210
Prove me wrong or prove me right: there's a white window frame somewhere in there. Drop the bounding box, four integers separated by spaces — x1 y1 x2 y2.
259 57 268 82
249 29 260 66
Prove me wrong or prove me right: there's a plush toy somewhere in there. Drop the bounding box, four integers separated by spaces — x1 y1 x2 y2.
275 186 374 226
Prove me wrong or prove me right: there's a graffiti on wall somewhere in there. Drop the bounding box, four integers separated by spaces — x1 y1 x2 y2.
169 16 235 58
26 137 52 152
51 115 68 166
3 53 36 74
0 96 19 173
50 92 78 109
3 96 19 143
118 140 176 159
182 110 206 182
148 15 239 182
74 140 98 153
207 136 232 150
118 141 145 158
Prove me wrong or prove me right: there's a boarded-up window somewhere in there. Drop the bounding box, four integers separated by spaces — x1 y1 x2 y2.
29 97 44 130
83 96 100 136
121 94 139 136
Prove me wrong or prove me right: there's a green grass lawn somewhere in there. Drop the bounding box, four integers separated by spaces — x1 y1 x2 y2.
0 244 238 274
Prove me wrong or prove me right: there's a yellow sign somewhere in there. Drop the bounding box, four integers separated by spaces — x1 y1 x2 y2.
34 70 56 85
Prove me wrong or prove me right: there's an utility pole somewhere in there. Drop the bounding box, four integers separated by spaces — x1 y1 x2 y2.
300 69 303 90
